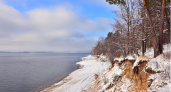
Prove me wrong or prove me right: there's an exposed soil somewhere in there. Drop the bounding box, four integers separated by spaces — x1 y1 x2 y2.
123 57 151 92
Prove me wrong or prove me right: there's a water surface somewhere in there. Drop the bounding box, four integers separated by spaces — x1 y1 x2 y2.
0 53 89 92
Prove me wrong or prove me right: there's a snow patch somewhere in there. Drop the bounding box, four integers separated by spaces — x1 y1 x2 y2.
114 57 124 63
132 55 149 69
145 44 171 58
125 55 136 61
146 54 170 73
100 63 123 92
146 52 171 92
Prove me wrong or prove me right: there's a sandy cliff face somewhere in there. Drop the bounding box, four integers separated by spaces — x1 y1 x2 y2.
88 57 149 92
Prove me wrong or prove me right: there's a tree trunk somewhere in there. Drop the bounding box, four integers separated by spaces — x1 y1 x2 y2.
142 0 159 57
159 0 166 54
165 7 170 43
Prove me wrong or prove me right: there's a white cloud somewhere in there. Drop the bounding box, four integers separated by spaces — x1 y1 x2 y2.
0 2 110 52
81 0 119 11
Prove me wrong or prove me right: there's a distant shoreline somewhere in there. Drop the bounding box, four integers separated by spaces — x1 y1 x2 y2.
0 51 90 54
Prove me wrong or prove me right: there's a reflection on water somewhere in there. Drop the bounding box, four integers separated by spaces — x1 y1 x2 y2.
0 53 89 92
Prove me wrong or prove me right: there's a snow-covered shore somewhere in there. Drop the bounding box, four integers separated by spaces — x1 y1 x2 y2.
41 44 170 92
41 55 111 92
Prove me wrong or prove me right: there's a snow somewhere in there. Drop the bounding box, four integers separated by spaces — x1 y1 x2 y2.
125 55 136 60
132 55 149 69
146 54 170 73
98 63 132 92
114 57 124 63
145 44 171 58
101 64 122 91
138 44 171 92
114 55 137 64
81 55 96 61
103 64 123 87
147 72 171 92
97 54 109 62
146 51 171 92
114 76 132 92
42 55 111 92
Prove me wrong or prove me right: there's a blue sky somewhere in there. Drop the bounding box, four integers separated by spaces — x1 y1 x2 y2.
3 0 114 18
0 0 117 52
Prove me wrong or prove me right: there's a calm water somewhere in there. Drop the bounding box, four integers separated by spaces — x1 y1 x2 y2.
0 53 89 92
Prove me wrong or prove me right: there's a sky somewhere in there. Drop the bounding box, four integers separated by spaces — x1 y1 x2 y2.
0 0 117 53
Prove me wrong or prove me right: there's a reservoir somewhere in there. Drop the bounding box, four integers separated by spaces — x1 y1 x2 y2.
0 53 89 92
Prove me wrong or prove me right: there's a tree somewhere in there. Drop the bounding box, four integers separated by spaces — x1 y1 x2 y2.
142 0 159 57
165 3 170 43
113 0 141 54
159 0 166 54
106 0 170 57
92 0 170 59
106 0 126 5
92 37 105 55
